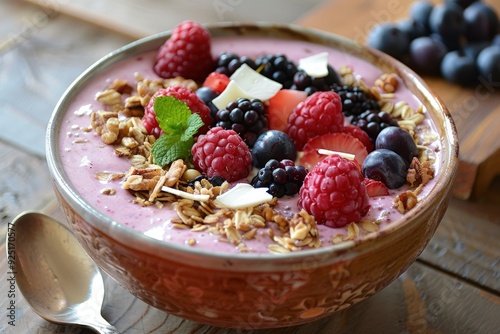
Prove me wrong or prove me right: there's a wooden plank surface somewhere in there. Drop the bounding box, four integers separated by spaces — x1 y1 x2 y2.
298 0 500 200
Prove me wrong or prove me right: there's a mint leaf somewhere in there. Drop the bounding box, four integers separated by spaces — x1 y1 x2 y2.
154 96 191 135
151 96 204 166
182 113 204 141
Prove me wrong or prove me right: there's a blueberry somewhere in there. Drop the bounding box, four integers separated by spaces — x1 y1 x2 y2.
430 33 462 51
462 42 490 60
429 3 465 40
399 19 427 41
410 1 434 31
367 23 410 59
464 2 499 40
362 149 408 189
441 50 478 86
477 45 500 82
375 126 419 168
252 130 297 168
409 36 448 74
464 3 495 42
445 0 479 9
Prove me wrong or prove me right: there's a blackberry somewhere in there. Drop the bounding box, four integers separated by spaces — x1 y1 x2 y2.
187 174 226 188
215 98 267 147
215 52 257 76
331 85 381 117
255 54 298 88
292 65 342 95
251 159 308 198
351 110 399 142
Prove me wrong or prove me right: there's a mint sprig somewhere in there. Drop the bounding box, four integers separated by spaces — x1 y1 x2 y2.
150 96 204 166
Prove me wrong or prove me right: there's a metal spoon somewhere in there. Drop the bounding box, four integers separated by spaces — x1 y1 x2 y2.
6 211 120 333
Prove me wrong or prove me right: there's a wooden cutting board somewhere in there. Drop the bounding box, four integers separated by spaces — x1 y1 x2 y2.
297 0 500 200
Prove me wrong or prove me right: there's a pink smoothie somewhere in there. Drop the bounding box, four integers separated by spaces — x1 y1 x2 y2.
58 36 442 254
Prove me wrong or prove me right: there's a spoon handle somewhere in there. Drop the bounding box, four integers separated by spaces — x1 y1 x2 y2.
84 314 122 334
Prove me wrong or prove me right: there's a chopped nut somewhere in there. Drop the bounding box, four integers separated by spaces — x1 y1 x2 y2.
95 89 122 106
407 157 435 187
375 73 399 93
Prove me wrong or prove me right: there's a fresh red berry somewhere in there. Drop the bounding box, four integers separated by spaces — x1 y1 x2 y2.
203 72 230 94
154 21 214 82
299 132 368 171
267 89 308 132
286 91 344 150
364 178 390 197
143 86 212 138
343 125 374 152
191 127 252 182
298 154 370 228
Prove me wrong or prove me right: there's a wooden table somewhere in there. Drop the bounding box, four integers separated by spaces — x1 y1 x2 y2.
1 0 499 333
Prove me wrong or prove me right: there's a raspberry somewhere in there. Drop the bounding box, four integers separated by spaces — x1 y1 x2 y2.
143 86 212 138
298 154 370 228
191 127 252 182
154 21 214 82
285 91 344 151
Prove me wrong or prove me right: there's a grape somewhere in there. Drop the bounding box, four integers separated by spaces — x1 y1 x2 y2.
375 126 419 168
477 45 500 82
465 2 499 40
441 50 478 86
410 1 434 31
367 23 410 59
445 0 479 9
409 36 448 74
464 3 494 42
252 130 297 168
362 149 407 189
429 3 465 40
399 19 427 41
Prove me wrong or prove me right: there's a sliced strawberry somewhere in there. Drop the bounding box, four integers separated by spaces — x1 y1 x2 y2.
364 178 390 197
203 72 230 94
299 132 368 170
343 125 374 152
267 89 307 132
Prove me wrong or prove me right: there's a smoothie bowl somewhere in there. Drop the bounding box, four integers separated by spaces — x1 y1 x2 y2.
46 22 458 328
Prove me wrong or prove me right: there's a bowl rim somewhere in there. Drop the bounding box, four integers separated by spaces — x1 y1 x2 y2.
46 21 459 269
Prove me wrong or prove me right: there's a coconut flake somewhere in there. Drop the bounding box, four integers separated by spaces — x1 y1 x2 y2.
298 52 329 78
161 186 210 202
214 183 273 209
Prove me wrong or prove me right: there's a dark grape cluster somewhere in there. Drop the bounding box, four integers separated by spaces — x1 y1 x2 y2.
254 54 298 88
251 159 307 198
367 0 500 86
351 110 398 143
331 85 381 117
214 52 257 76
215 98 267 147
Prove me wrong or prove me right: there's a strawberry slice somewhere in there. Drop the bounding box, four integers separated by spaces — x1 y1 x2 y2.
343 125 374 152
203 72 230 94
364 178 390 197
267 89 308 132
299 132 368 170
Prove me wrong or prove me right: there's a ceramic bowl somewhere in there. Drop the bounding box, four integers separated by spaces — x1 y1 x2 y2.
46 22 458 329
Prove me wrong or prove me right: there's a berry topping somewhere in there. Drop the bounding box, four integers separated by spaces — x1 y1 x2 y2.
364 178 390 197
191 127 252 182
286 91 344 151
203 72 230 94
375 126 419 167
351 109 398 143
254 54 298 88
299 132 368 171
331 85 381 118
252 130 297 168
154 21 214 82
362 149 408 189
343 125 374 152
215 98 267 147
299 154 370 228
267 89 308 132
214 52 257 76
292 65 342 95
251 159 307 198
143 86 212 138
